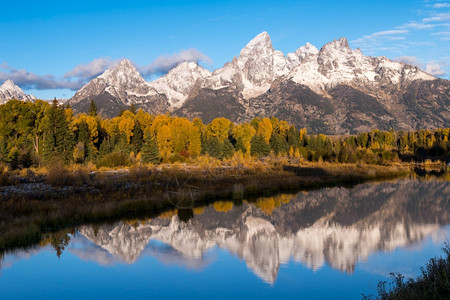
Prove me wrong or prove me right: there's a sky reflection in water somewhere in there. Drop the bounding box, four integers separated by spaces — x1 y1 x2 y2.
0 178 449 299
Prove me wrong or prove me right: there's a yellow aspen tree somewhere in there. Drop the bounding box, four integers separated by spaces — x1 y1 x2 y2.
157 124 173 161
442 128 449 142
135 109 153 135
289 146 294 157
118 117 135 143
120 110 135 120
299 128 307 144
150 114 171 138
257 118 273 143
294 147 301 158
207 117 232 141
170 117 191 154
232 123 256 154
275 120 289 137
188 124 202 157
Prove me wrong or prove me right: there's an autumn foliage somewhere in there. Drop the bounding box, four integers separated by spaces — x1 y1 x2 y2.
0 99 449 169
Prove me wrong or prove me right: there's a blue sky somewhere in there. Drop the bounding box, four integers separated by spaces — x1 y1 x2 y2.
1 0 449 99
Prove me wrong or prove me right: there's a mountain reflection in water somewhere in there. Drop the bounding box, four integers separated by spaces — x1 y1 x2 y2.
1 179 449 286
50 178 450 284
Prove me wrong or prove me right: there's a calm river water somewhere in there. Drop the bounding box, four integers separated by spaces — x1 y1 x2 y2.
0 178 449 299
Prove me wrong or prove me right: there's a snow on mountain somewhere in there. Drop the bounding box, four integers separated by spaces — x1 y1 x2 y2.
69 32 438 106
200 33 435 99
201 31 291 99
290 37 435 95
66 31 446 132
0 80 36 104
148 62 211 109
70 59 160 106
286 42 319 67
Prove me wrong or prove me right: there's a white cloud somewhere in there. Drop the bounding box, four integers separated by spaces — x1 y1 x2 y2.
432 3 450 8
139 48 212 76
371 30 409 36
425 61 446 75
394 56 447 76
353 30 409 46
423 12 450 22
0 62 82 90
0 48 212 91
395 56 423 68
399 22 437 29
64 58 116 80
431 31 450 35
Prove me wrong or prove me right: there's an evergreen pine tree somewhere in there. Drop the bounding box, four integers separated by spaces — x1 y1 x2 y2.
98 138 112 158
287 126 300 149
131 120 144 153
206 137 223 159
0 137 8 164
42 100 74 163
129 103 136 114
250 134 271 157
270 133 289 155
88 99 98 117
222 138 235 159
141 136 160 164
76 120 93 162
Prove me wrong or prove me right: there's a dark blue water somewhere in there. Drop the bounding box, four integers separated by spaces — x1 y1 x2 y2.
1 178 449 299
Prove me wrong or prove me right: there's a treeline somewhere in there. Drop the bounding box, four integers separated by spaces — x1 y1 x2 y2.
0 99 449 169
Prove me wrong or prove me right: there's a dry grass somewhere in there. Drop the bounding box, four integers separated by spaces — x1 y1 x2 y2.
1 160 416 253
0 164 19 186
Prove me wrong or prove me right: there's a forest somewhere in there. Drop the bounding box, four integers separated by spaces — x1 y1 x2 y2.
0 99 449 170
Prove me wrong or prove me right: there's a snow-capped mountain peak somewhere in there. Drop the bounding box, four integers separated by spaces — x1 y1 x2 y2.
0 80 36 104
201 31 287 99
70 58 162 111
149 61 212 109
287 42 319 67
99 59 146 87
237 31 274 70
67 31 447 134
289 36 435 95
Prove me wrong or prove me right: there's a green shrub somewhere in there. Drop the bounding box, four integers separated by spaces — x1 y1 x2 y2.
96 152 130 168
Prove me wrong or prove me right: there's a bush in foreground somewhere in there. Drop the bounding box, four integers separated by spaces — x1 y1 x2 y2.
365 243 450 299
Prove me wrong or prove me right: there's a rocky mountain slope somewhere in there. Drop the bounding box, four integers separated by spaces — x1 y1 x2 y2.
68 32 449 133
0 80 36 104
74 179 449 284
178 33 449 133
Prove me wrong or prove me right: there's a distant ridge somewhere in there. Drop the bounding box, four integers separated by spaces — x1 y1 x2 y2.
66 32 450 134
0 80 36 104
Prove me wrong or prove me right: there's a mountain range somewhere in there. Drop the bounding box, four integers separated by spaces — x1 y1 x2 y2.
2 32 449 134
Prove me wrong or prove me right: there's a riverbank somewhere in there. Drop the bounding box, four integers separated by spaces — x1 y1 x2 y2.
0 159 444 253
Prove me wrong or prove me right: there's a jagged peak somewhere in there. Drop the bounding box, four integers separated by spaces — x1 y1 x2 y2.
0 79 36 102
99 59 140 77
320 37 351 53
249 31 271 44
169 61 206 73
0 79 25 94
98 58 144 85
295 42 319 57
116 58 135 69
1 79 16 88
240 31 273 54
237 31 275 73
